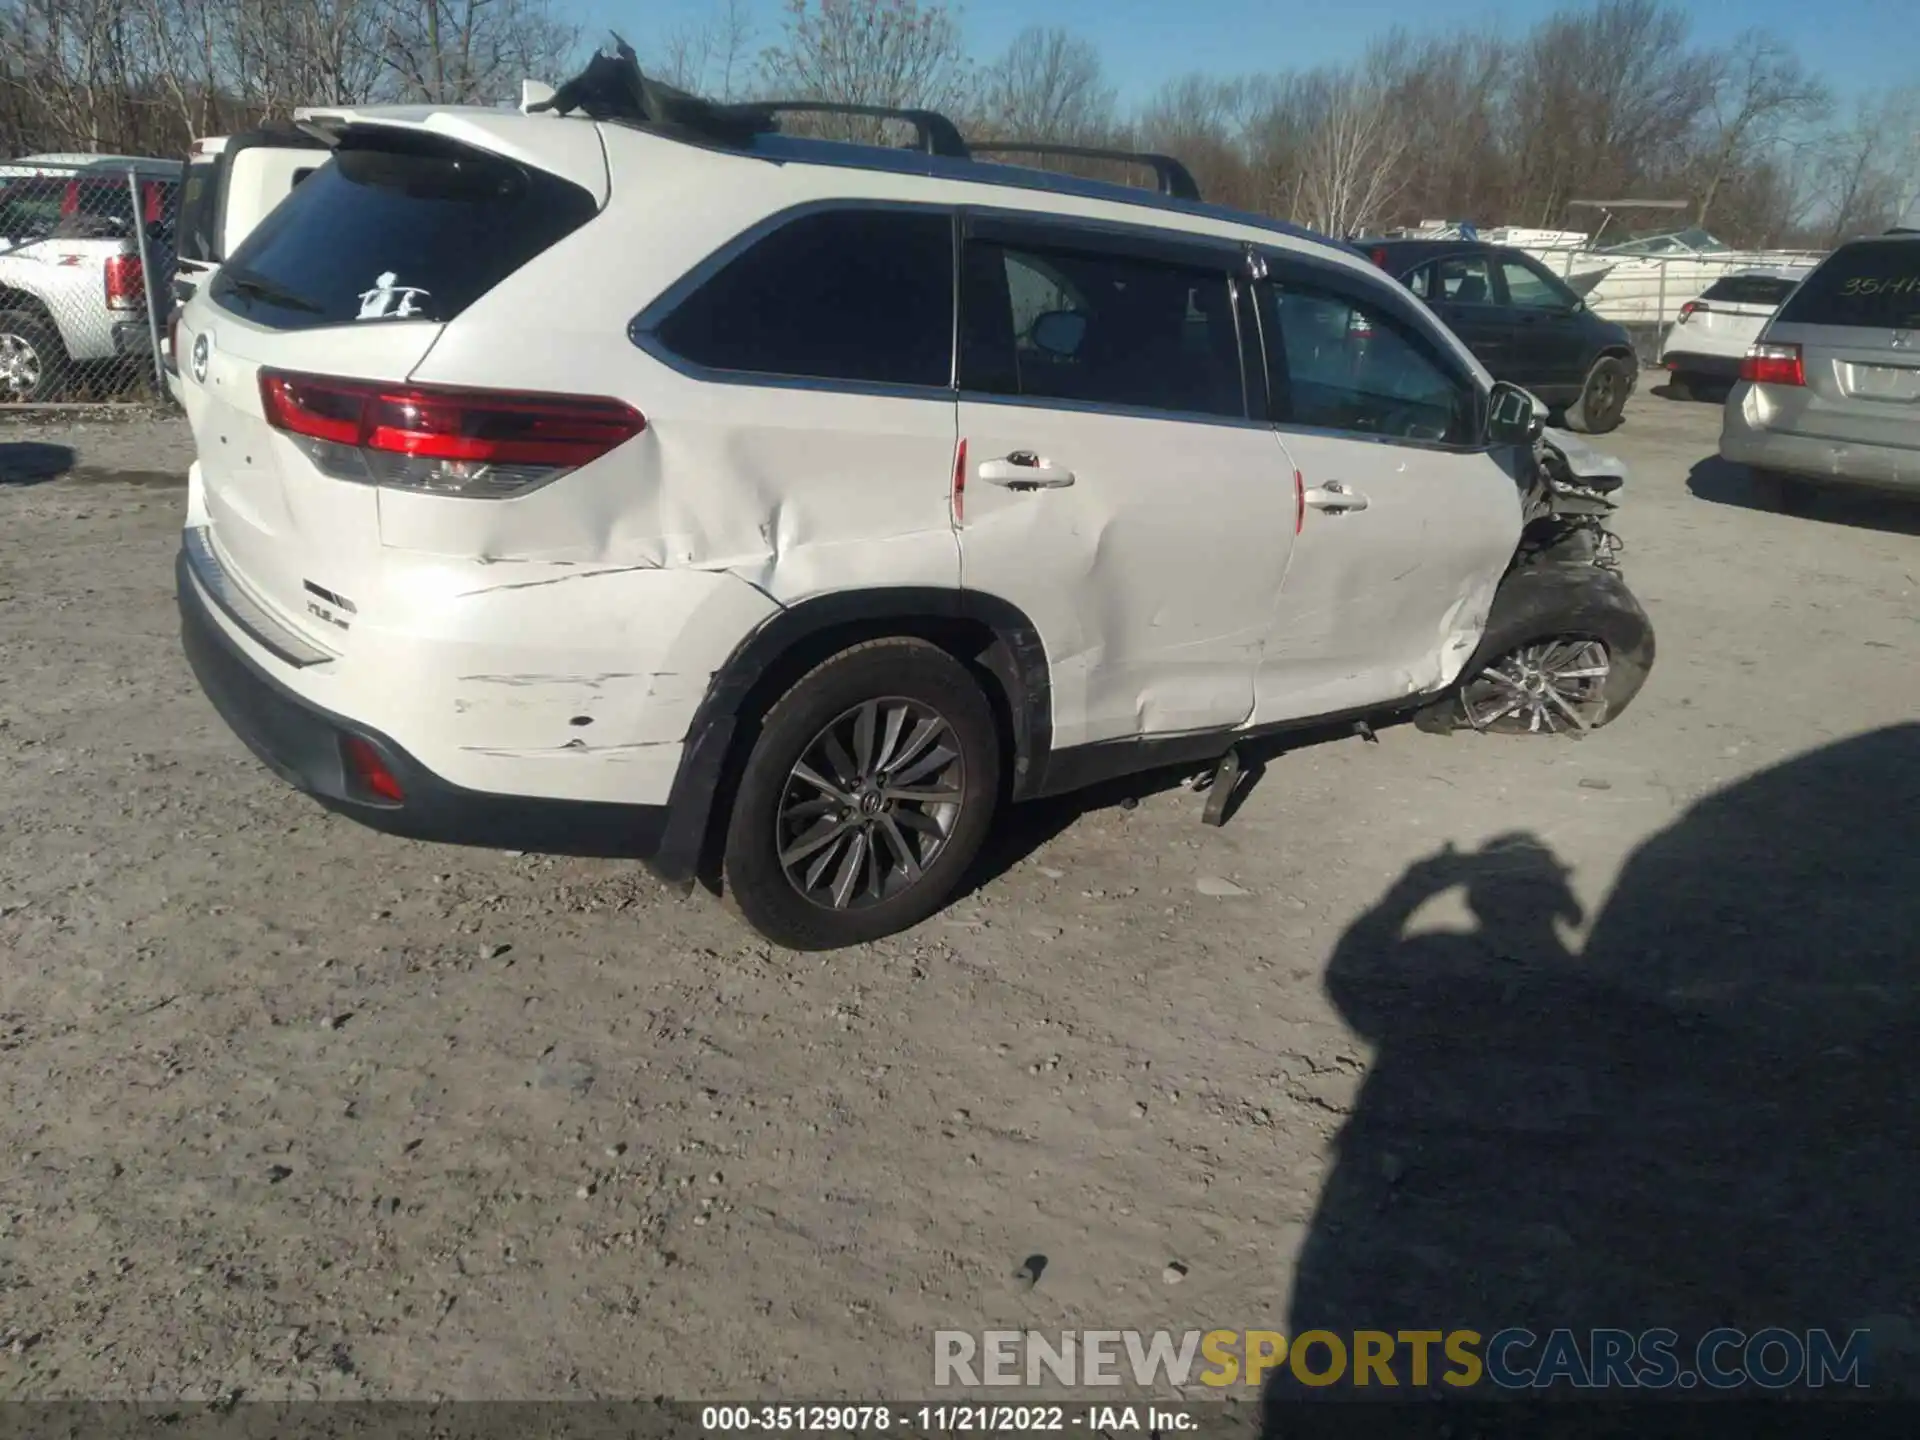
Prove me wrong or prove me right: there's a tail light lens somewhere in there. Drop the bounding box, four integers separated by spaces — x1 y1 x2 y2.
1677 300 1708 324
258 370 646 498
1741 342 1804 387
105 253 145 311
1369 247 1388 268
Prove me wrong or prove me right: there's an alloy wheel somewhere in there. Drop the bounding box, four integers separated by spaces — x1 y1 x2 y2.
1461 639 1611 734
776 697 966 910
0 332 43 399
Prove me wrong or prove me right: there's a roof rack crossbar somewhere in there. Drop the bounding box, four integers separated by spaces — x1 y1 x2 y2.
723 100 970 159
970 143 1201 202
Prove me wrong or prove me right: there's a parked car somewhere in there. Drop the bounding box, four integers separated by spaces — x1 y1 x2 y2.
164 127 331 398
1363 238 1640 434
1720 232 1920 514
1657 269 1803 399
172 51 1653 949
0 154 177 400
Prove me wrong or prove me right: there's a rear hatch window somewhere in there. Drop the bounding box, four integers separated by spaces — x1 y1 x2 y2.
210 130 598 331
1774 241 1920 329
1699 274 1798 307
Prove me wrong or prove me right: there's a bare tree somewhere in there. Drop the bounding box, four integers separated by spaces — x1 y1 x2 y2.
655 0 755 101
379 0 577 105
977 27 1113 143
1507 0 1715 226
1136 73 1259 210
1811 86 1920 246
757 0 971 142
1693 30 1829 228
1290 61 1411 236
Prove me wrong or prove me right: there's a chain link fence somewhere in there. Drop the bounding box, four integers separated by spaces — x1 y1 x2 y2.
0 161 179 406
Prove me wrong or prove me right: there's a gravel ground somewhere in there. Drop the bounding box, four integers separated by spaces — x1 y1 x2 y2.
1 391 1917 1404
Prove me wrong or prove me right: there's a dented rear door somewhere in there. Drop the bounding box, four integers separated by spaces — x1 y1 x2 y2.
953 219 1293 751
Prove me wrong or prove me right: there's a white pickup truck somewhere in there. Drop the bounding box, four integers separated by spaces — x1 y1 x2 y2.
0 153 177 401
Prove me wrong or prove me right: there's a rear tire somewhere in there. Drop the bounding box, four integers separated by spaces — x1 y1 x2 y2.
721 638 1001 950
1748 468 1817 516
0 309 65 403
1413 564 1654 738
1564 355 1631 434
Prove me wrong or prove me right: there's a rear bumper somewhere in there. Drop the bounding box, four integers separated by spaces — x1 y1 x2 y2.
111 320 152 359
178 548 676 865
1662 351 1742 379
1721 387 1920 494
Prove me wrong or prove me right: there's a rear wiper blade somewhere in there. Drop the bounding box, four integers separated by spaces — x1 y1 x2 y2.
220 267 323 314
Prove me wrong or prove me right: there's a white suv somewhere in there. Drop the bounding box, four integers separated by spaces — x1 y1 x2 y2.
173 53 1653 949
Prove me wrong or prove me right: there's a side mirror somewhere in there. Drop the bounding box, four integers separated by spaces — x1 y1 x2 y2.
1486 381 1546 447
1029 309 1087 358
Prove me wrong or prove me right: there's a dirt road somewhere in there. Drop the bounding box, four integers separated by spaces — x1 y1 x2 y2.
1 394 1916 1402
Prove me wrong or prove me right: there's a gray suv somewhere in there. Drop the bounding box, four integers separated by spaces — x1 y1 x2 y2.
1720 232 1920 512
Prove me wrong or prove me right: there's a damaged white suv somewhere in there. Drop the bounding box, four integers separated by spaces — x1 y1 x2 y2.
174 49 1654 949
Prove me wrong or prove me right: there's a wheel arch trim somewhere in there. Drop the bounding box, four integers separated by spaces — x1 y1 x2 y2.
648 586 1054 887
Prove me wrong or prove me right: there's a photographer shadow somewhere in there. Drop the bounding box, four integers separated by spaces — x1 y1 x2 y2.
1263 724 1920 1427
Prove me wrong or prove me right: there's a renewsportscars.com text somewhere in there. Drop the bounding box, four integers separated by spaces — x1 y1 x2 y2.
933 1327 1872 1391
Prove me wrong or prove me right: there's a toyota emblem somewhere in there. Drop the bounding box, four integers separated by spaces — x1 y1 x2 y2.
190 332 210 384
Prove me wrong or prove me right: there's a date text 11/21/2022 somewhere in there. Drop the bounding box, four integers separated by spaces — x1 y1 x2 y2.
700 1405 1189 1432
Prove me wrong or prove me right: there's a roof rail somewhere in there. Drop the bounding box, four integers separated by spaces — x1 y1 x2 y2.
970 143 1201 202
723 100 970 159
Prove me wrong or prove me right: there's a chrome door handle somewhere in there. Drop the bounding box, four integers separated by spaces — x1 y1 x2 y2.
979 452 1075 490
1303 480 1369 513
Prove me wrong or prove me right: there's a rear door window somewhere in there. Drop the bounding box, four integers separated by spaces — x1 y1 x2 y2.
1429 255 1497 305
958 236 1246 420
1499 257 1573 309
211 132 598 331
1775 242 1920 329
652 208 955 389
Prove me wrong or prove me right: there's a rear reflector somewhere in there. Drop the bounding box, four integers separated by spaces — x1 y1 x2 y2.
104 253 145 312
258 370 646 498
1741 342 1804 387
341 735 405 805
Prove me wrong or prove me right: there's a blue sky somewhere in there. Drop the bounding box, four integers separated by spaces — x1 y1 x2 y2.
572 0 1916 106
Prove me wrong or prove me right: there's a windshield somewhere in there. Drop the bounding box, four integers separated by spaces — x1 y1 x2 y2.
1606 228 1726 256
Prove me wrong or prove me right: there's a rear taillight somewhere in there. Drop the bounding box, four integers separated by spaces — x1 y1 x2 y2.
1677 300 1709 324
1370 247 1388 268
1741 342 1804 387
258 370 646 498
104 254 145 312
